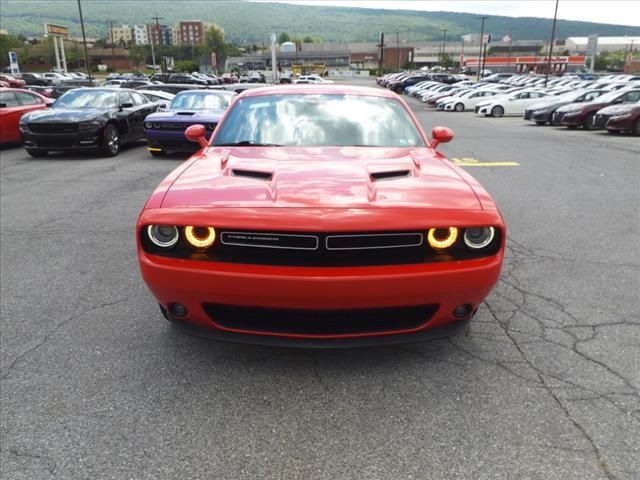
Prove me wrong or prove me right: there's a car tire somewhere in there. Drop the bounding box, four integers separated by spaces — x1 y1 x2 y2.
149 149 165 157
535 121 547 126
454 103 464 112
25 149 48 158
633 119 640 136
491 106 504 117
101 124 120 157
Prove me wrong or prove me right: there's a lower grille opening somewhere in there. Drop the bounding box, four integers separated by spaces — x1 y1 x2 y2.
203 303 438 336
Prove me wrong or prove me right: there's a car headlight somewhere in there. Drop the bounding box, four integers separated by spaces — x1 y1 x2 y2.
147 225 179 248
427 227 458 250
145 121 153 129
464 227 495 249
184 226 216 248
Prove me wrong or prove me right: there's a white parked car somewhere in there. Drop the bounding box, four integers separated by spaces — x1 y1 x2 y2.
42 72 72 85
439 90 500 111
137 89 175 109
294 74 333 84
475 89 551 117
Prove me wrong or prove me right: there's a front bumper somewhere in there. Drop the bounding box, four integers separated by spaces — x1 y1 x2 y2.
21 130 103 151
527 110 552 123
559 112 584 126
605 116 633 132
139 250 503 346
145 129 210 152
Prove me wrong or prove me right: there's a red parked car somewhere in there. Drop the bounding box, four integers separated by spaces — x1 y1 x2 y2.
0 74 27 88
0 88 52 144
605 104 640 135
137 85 505 347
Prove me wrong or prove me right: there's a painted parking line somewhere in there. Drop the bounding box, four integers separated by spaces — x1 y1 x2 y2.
452 157 520 167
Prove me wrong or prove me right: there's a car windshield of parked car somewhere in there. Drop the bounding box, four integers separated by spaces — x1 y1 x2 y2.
169 92 231 110
213 94 425 147
54 90 118 109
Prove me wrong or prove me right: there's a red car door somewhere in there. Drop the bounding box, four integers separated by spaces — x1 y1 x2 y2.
0 90 49 144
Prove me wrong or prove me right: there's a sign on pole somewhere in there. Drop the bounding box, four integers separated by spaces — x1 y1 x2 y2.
8 51 20 75
44 23 69 37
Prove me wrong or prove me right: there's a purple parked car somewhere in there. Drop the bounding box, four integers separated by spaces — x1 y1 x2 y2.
144 90 235 156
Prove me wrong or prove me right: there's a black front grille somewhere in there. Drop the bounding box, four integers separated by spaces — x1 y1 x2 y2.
593 114 609 128
33 137 77 148
158 122 190 130
203 303 438 335
29 123 78 133
524 110 532 120
142 228 502 266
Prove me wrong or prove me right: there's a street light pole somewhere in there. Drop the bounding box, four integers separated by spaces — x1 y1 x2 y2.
544 0 560 87
477 16 487 82
76 0 92 82
441 29 447 66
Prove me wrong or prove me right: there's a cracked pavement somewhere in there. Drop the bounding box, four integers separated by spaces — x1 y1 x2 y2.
1 79 639 479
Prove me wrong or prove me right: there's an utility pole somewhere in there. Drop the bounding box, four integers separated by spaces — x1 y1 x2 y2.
151 15 164 73
76 0 92 82
441 29 448 65
477 16 487 81
378 32 385 75
544 0 559 87
396 31 400 71
507 29 513 71
110 21 115 68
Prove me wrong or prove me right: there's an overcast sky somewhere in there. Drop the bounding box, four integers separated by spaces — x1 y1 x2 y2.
260 1 640 27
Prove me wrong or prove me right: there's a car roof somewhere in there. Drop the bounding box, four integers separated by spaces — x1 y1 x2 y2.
238 84 402 100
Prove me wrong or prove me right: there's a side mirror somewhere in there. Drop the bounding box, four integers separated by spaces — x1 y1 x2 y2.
185 124 209 148
120 102 134 109
0 103 6 108
430 126 454 150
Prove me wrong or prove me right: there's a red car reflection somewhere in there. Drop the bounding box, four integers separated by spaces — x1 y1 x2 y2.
0 88 52 144
137 86 505 347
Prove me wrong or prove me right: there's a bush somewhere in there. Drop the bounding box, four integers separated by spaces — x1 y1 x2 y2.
175 60 199 73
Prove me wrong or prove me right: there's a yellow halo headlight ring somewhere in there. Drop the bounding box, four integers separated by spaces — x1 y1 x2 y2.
185 226 216 249
427 227 458 250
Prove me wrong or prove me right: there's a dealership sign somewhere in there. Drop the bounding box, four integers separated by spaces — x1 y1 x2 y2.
8 51 19 75
44 23 69 37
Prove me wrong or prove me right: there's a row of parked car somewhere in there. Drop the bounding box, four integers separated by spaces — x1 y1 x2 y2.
378 71 640 135
0 82 240 157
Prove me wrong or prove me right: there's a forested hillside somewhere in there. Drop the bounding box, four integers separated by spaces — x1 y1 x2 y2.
3 0 639 43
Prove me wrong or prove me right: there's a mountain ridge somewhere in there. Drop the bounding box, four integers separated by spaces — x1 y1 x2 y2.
3 0 640 43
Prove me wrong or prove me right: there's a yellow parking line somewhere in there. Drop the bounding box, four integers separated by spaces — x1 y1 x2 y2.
147 147 163 152
452 157 520 167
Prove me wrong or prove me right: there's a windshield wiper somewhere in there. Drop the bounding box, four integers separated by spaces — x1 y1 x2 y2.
215 141 282 147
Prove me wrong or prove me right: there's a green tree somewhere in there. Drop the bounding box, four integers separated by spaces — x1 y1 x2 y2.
175 60 199 72
277 32 291 44
302 36 314 43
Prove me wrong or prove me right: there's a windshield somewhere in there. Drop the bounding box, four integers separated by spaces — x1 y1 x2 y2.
54 90 118 108
593 90 632 103
213 94 425 147
169 92 232 110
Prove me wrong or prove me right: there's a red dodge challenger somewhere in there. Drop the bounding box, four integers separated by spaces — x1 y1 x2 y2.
137 85 505 347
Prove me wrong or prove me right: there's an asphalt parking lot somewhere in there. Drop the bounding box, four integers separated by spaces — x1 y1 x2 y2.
1 79 639 480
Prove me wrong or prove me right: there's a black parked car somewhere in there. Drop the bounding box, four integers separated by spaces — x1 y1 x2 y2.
20 73 52 86
134 83 224 95
167 73 208 86
120 80 158 89
387 75 430 94
19 88 157 157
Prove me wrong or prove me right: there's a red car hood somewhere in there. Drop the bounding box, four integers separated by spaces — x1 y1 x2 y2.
160 147 482 210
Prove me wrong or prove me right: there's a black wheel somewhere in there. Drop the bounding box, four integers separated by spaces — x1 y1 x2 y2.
25 149 48 158
454 102 464 112
535 121 547 126
582 112 595 130
149 149 165 157
491 105 504 117
101 124 120 157
633 118 640 136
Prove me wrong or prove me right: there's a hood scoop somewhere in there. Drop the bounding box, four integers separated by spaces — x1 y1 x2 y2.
177 111 196 116
370 170 411 181
232 169 273 181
